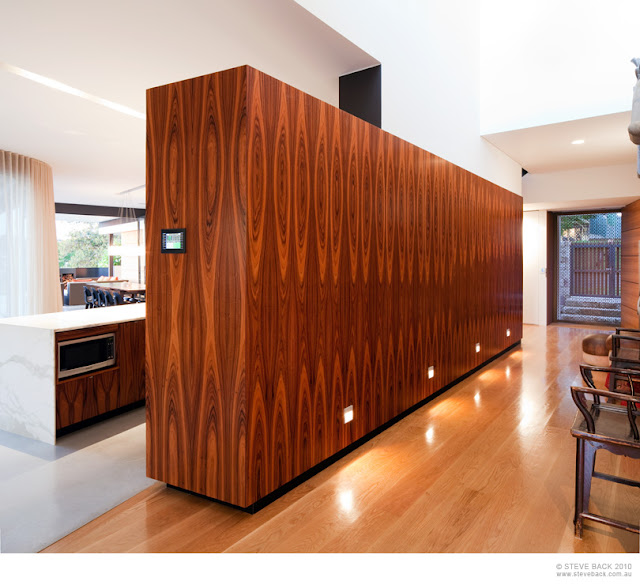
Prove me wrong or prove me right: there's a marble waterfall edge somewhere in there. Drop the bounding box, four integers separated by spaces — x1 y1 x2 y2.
0 324 56 444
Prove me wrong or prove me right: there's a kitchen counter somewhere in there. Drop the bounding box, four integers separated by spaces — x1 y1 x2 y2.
0 305 146 444
0 303 145 331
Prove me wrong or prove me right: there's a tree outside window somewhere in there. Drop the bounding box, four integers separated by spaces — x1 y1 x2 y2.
57 222 108 268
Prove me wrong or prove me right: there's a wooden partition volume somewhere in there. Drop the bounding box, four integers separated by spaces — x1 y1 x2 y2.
621 198 640 328
146 66 523 508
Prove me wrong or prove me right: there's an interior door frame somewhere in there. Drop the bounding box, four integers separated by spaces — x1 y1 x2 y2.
547 212 556 325
547 208 622 325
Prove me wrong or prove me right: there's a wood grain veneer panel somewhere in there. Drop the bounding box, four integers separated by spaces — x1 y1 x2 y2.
146 66 522 508
622 200 640 232
621 227 640 257
56 375 90 429
55 324 118 344
56 367 120 429
621 304 639 330
244 68 523 503
55 322 143 430
118 320 145 406
621 278 638 303
146 68 248 506
621 255 640 286
621 198 640 328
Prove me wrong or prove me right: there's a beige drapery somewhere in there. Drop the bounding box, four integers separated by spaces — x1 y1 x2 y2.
0 151 62 317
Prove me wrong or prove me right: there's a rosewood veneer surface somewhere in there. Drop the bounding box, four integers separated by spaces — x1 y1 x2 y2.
621 199 640 329
145 66 523 507
55 321 145 430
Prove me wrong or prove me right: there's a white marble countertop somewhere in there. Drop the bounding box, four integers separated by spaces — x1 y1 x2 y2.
0 304 145 332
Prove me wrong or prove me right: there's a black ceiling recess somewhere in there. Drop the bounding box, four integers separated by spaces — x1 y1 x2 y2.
339 65 381 128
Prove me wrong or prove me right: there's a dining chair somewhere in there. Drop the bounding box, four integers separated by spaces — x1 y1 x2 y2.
83 286 95 309
571 365 640 538
94 288 107 307
105 291 116 307
113 292 129 305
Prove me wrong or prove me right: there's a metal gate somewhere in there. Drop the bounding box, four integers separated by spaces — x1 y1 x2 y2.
570 242 621 298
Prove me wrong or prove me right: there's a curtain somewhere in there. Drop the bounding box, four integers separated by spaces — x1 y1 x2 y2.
0 151 62 317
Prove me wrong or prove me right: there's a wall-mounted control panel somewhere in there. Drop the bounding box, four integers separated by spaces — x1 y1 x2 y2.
161 228 186 254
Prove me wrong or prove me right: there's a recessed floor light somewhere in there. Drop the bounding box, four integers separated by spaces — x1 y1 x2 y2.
338 489 354 512
571 139 585 145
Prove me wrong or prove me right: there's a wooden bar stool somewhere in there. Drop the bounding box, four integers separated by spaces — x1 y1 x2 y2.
571 367 640 538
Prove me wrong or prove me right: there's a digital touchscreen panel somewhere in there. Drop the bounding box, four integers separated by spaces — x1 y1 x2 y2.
161 228 186 254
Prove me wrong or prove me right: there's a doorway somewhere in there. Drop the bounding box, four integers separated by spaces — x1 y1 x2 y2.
556 211 621 326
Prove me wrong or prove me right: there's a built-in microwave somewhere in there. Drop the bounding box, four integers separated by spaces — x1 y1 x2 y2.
58 333 116 379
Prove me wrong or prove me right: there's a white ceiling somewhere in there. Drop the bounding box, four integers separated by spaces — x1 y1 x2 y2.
522 196 639 213
1 0 639 211
483 111 637 174
479 0 640 132
0 0 377 208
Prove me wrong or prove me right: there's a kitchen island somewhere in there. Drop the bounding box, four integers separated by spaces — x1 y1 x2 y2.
0 304 145 444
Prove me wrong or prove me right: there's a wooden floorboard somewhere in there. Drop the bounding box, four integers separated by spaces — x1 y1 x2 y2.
42 324 640 553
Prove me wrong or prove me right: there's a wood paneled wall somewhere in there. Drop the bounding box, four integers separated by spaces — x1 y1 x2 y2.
146 66 523 508
621 199 640 328
146 68 248 505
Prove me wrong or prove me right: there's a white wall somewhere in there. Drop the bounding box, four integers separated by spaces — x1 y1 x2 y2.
523 211 548 325
480 0 638 133
523 163 640 210
295 0 522 195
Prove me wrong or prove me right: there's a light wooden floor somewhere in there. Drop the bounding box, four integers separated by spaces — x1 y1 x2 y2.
43 324 640 553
